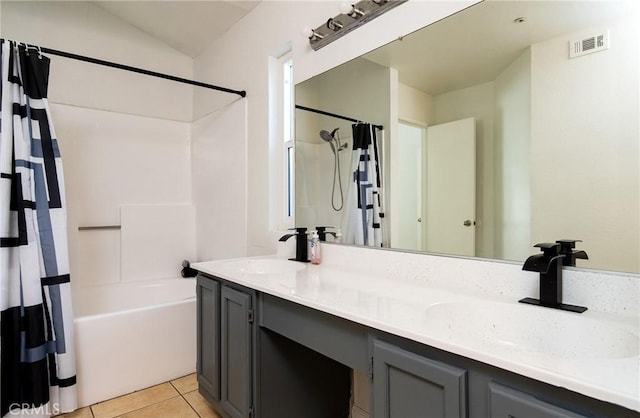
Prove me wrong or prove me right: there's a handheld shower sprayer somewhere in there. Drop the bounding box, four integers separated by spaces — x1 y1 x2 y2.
318 127 345 211
319 128 348 153
319 129 337 154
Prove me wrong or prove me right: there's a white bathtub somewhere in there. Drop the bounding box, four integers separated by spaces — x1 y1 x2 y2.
72 278 196 407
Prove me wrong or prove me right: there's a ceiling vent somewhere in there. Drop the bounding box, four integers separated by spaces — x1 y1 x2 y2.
569 30 609 59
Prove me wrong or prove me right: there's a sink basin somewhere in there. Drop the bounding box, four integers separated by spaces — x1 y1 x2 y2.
423 300 639 359
219 258 306 275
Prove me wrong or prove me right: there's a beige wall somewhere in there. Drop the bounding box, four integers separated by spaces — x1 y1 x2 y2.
530 17 639 273
494 50 531 262
391 14 639 273
398 83 433 126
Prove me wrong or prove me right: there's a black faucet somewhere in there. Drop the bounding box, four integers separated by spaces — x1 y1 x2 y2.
315 226 336 242
279 227 309 262
519 243 587 313
556 239 589 267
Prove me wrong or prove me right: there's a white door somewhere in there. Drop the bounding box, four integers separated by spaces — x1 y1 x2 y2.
426 118 476 256
396 122 427 251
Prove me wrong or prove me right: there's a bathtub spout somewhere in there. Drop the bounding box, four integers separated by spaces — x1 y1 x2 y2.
181 260 198 278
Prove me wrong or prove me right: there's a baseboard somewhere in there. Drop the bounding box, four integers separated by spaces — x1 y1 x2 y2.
351 405 369 418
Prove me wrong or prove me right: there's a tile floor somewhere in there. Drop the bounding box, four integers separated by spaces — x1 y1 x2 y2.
59 374 221 418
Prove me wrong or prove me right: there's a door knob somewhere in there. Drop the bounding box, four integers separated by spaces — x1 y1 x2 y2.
417 218 422 223
463 220 474 227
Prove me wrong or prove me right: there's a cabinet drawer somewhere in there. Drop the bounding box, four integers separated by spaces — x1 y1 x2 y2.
372 339 467 418
489 383 587 418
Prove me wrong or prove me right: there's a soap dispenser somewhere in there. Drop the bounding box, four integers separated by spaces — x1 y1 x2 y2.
308 230 322 264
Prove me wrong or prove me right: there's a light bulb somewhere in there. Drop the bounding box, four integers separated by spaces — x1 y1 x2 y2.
340 3 365 18
340 3 354 15
326 18 344 31
303 28 324 41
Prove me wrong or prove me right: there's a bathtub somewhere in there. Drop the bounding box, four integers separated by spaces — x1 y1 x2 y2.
72 278 196 407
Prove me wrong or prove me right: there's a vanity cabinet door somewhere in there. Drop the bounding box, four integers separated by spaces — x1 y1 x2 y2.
372 340 467 418
221 285 254 418
489 383 587 418
196 276 220 403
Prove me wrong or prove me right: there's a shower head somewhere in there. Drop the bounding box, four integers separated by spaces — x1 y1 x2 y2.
319 128 340 154
319 129 336 142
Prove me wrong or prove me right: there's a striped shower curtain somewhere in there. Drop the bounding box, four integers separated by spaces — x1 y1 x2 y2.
1 40 77 417
341 123 385 247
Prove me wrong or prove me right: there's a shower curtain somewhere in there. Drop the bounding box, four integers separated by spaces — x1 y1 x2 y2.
1 40 77 417
341 123 385 247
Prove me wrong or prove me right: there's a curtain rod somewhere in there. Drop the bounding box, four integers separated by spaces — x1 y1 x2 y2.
36 45 246 98
295 104 383 130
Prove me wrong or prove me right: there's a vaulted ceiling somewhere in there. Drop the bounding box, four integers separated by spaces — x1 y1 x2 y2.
92 1 260 58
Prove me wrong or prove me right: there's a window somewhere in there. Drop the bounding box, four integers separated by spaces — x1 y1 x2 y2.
269 50 294 231
282 57 294 221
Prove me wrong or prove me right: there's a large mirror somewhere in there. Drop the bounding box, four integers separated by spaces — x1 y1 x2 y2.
295 0 639 274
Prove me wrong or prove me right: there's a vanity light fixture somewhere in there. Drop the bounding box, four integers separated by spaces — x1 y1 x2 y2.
307 0 407 51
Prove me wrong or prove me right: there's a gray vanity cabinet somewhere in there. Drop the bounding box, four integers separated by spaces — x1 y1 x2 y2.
220 285 253 418
196 275 220 403
489 383 587 418
372 339 468 418
196 274 256 418
196 280 638 418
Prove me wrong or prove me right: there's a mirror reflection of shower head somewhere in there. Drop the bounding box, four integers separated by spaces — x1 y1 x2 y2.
319 129 337 154
319 128 340 140
320 128 347 154
319 129 334 142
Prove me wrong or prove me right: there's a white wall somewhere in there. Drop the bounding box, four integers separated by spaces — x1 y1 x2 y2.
193 0 478 256
1 1 196 286
2 0 481 273
1 1 193 121
494 50 531 262
530 17 639 273
191 100 247 261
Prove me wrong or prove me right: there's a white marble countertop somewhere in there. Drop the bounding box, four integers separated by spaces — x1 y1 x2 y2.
192 252 640 412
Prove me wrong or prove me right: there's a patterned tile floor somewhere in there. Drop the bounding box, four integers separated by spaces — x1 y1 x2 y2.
60 374 221 418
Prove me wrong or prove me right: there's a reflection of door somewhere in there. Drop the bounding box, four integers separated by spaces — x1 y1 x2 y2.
397 122 427 251
426 118 476 256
